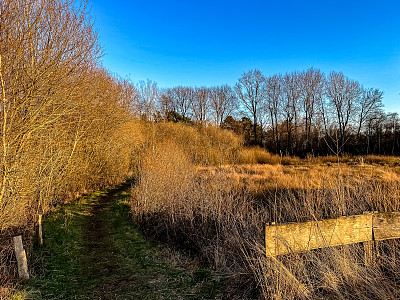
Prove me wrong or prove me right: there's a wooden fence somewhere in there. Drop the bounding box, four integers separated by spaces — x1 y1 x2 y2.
265 212 400 258
12 214 43 280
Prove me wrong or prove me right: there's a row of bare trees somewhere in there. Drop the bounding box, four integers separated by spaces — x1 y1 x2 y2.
129 81 237 126
235 68 386 155
128 68 398 156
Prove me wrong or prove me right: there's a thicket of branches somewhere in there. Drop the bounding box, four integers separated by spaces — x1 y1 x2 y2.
0 0 137 240
130 69 399 157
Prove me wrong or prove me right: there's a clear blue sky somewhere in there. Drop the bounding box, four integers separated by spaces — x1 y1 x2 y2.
90 0 400 113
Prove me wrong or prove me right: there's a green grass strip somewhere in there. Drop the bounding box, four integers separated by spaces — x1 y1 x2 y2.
16 181 223 300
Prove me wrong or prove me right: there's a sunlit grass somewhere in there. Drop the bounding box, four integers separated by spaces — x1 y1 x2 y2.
133 139 400 299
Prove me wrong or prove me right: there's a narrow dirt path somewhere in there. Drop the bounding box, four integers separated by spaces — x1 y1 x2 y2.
79 182 141 299
23 181 223 299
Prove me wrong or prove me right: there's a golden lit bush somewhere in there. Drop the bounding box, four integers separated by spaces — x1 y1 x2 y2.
133 140 260 297
137 121 244 166
133 140 195 217
133 139 245 221
238 146 281 164
0 1 140 293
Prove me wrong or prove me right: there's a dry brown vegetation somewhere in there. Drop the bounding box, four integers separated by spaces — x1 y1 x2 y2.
130 121 245 165
132 132 400 299
0 0 139 293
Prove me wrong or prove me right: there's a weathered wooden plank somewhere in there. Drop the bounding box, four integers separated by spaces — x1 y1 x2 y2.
265 214 373 257
373 212 400 241
13 235 29 280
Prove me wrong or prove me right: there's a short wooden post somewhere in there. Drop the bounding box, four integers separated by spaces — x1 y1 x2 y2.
389 240 396 268
13 235 29 280
363 241 374 266
363 211 374 266
38 214 43 245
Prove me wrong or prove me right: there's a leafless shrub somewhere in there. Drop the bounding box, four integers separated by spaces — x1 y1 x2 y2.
0 0 137 293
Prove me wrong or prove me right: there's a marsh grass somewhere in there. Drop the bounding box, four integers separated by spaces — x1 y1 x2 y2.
133 138 400 299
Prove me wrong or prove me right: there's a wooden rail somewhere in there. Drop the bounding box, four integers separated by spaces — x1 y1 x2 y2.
265 212 400 257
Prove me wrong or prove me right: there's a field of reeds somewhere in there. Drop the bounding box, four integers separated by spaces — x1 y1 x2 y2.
131 126 400 299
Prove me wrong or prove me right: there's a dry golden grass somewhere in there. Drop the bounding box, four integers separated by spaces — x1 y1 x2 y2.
238 146 303 165
308 154 400 167
132 138 400 299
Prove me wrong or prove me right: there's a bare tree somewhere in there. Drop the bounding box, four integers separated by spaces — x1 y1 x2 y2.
265 74 283 152
366 110 387 154
116 79 140 117
137 79 158 120
387 112 400 155
209 85 235 126
299 68 324 152
357 88 384 137
235 69 265 145
192 87 210 124
158 88 175 119
171 86 194 119
282 71 301 153
324 71 362 152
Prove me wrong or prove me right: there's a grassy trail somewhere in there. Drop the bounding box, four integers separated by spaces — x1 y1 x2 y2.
19 181 222 299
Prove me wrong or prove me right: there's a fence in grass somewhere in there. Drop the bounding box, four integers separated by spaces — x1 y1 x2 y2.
265 211 400 263
12 214 43 280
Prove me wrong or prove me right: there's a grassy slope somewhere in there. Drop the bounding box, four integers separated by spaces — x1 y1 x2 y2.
16 181 223 299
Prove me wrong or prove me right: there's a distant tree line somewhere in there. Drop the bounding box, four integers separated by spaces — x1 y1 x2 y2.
128 69 399 156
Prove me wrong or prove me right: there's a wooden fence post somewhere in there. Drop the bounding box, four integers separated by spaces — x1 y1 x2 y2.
363 240 374 266
13 235 29 280
363 211 375 266
389 240 396 268
38 214 43 245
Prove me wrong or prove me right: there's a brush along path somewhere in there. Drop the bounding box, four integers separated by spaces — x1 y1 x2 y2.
22 181 223 299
